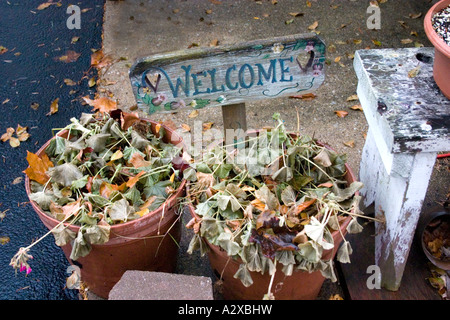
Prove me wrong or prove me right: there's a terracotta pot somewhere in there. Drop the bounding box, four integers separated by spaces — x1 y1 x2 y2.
424 0 450 99
187 140 358 300
25 119 186 299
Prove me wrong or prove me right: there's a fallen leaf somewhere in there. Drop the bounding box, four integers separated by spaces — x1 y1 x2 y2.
202 122 214 131
289 12 304 17
306 0 311 7
0 46 8 55
90 50 113 69
23 151 54 185
372 39 381 46
285 18 294 25
1 128 14 142
64 79 76 86
401 38 413 44
188 110 199 118
12 177 23 185
353 39 362 45
56 51 81 63
71 36 80 44
209 39 219 47
289 93 316 100
9 137 20 148
335 110 349 118
409 12 422 19
308 21 319 30
181 124 191 132
88 77 96 87
408 65 421 78
0 236 10 245
46 98 59 116
346 94 359 101
82 96 117 114
344 140 355 148
350 104 363 111
37 2 53 10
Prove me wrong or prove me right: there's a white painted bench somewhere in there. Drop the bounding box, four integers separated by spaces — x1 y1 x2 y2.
355 47 450 291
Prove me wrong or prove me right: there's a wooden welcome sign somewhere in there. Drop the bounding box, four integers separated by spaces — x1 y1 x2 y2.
129 33 326 119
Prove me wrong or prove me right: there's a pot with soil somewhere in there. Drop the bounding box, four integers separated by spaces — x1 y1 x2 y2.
11 106 186 299
183 113 365 300
424 0 450 99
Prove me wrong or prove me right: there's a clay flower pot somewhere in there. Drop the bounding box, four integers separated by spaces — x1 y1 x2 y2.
424 0 450 99
186 120 361 300
24 118 186 299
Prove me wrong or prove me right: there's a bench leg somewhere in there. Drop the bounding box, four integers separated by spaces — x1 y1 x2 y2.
359 128 437 291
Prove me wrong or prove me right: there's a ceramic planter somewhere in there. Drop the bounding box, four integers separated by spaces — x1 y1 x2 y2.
25 119 186 299
424 0 450 99
186 140 358 300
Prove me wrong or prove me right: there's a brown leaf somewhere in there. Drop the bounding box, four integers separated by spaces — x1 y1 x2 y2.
308 21 319 30
349 104 363 111
129 152 151 168
188 110 199 118
37 2 53 10
126 171 145 188
82 96 117 114
56 50 81 63
1 128 14 142
90 50 114 69
46 98 59 116
23 151 54 185
346 94 359 101
335 110 349 118
344 140 355 148
289 93 316 100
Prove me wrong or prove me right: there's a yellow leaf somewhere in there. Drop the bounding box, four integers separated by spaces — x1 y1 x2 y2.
136 208 149 217
346 94 359 101
308 21 318 30
408 66 421 78
110 150 123 161
188 110 199 118
46 98 59 116
37 2 53 10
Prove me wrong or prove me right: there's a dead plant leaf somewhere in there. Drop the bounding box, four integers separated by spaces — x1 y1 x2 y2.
335 110 349 118
23 151 54 185
82 96 118 114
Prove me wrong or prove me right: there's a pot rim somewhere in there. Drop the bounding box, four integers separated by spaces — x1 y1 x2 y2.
25 117 187 233
424 0 450 58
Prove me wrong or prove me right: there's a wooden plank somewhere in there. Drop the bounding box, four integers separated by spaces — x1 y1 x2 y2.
129 33 326 115
338 214 442 300
221 103 247 147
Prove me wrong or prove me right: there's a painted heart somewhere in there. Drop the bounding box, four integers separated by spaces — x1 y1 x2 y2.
145 72 161 93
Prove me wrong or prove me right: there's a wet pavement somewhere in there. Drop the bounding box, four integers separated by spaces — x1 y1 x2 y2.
0 0 104 299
